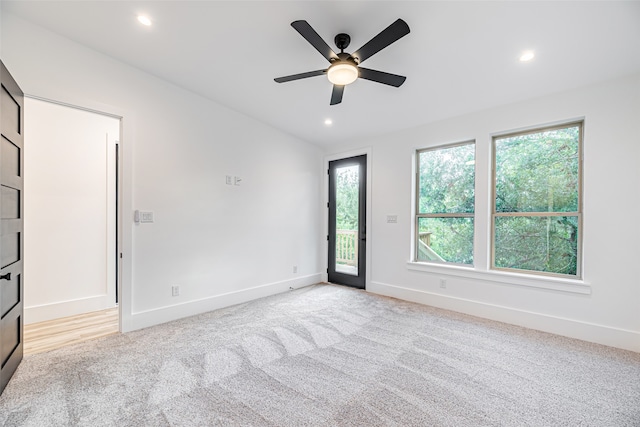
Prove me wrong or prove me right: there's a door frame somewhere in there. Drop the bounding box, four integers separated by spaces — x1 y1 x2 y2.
24 94 131 333
24 96 121 321
324 148 371 290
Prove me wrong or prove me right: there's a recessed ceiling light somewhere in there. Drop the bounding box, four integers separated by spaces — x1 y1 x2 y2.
519 50 535 62
324 119 333 126
137 15 152 26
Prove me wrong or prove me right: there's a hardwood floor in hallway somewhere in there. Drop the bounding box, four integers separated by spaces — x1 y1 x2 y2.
24 307 119 356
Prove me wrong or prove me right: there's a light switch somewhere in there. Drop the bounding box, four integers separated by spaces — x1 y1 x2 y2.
134 210 154 223
225 175 232 185
140 211 154 223
234 176 242 186
387 215 398 223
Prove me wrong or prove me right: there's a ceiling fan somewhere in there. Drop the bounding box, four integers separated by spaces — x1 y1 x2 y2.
274 19 410 105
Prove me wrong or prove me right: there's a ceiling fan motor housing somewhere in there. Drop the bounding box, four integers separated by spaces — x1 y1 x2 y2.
334 33 351 52
335 52 356 63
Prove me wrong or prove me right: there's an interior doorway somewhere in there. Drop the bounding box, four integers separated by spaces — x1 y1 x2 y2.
23 97 120 337
328 155 367 289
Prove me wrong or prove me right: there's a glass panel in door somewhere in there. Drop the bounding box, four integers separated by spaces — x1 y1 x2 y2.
334 164 359 276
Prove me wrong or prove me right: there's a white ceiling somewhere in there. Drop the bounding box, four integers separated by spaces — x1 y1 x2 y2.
3 1 640 146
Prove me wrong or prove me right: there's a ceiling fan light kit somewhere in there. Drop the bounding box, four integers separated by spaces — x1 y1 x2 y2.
327 62 358 85
274 19 410 105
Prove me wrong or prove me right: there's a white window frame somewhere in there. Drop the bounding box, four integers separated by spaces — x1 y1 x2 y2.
414 140 476 266
490 121 583 279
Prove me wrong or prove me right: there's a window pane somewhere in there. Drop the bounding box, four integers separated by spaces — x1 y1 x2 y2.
495 126 579 213
417 217 474 265
494 216 578 275
335 165 359 275
418 144 475 214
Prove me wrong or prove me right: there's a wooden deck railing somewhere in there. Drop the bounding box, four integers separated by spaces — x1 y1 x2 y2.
418 232 432 247
336 229 358 266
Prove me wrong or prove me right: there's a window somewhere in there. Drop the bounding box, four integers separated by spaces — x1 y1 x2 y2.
416 142 475 265
492 122 582 277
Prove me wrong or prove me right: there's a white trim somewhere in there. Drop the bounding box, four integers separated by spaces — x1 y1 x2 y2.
25 294 115 325
25 94 121 119
406 261 591 294
368 281 638 353
21 92 133 334
22 93 133 334
128 274 322 331
23 95 124 329
489 116 586 138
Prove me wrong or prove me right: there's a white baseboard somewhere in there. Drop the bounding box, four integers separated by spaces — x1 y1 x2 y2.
126 273 322 332
368 281 640 353
25 294 116 324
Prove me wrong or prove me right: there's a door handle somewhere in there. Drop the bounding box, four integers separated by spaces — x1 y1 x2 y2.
0 273 10 281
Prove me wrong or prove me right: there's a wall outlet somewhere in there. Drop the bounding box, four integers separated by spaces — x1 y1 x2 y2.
171 285 180 297
293 265 298 274
439 279 447 289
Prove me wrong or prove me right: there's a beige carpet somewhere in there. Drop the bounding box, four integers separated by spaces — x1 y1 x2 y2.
1 284 639 426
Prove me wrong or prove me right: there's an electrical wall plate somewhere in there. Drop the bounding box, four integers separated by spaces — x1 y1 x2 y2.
135 210 154 223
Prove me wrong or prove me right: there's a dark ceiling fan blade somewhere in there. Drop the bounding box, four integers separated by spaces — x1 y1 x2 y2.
274 69 327 83
352 19 410 64
291 20 339 63
358 67 406 87
330 85 345 105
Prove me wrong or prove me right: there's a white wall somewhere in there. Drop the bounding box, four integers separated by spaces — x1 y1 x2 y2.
24 98 119 323
3 10 637 352
1 13 323 331
324 73 640 352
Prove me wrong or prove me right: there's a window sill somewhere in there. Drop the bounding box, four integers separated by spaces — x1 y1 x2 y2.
406 261 591 295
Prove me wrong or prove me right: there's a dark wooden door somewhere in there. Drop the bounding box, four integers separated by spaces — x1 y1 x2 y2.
0 61 24 395
328 155 366 289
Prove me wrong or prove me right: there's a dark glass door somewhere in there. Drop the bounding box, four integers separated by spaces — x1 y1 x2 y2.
328 155 366 289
